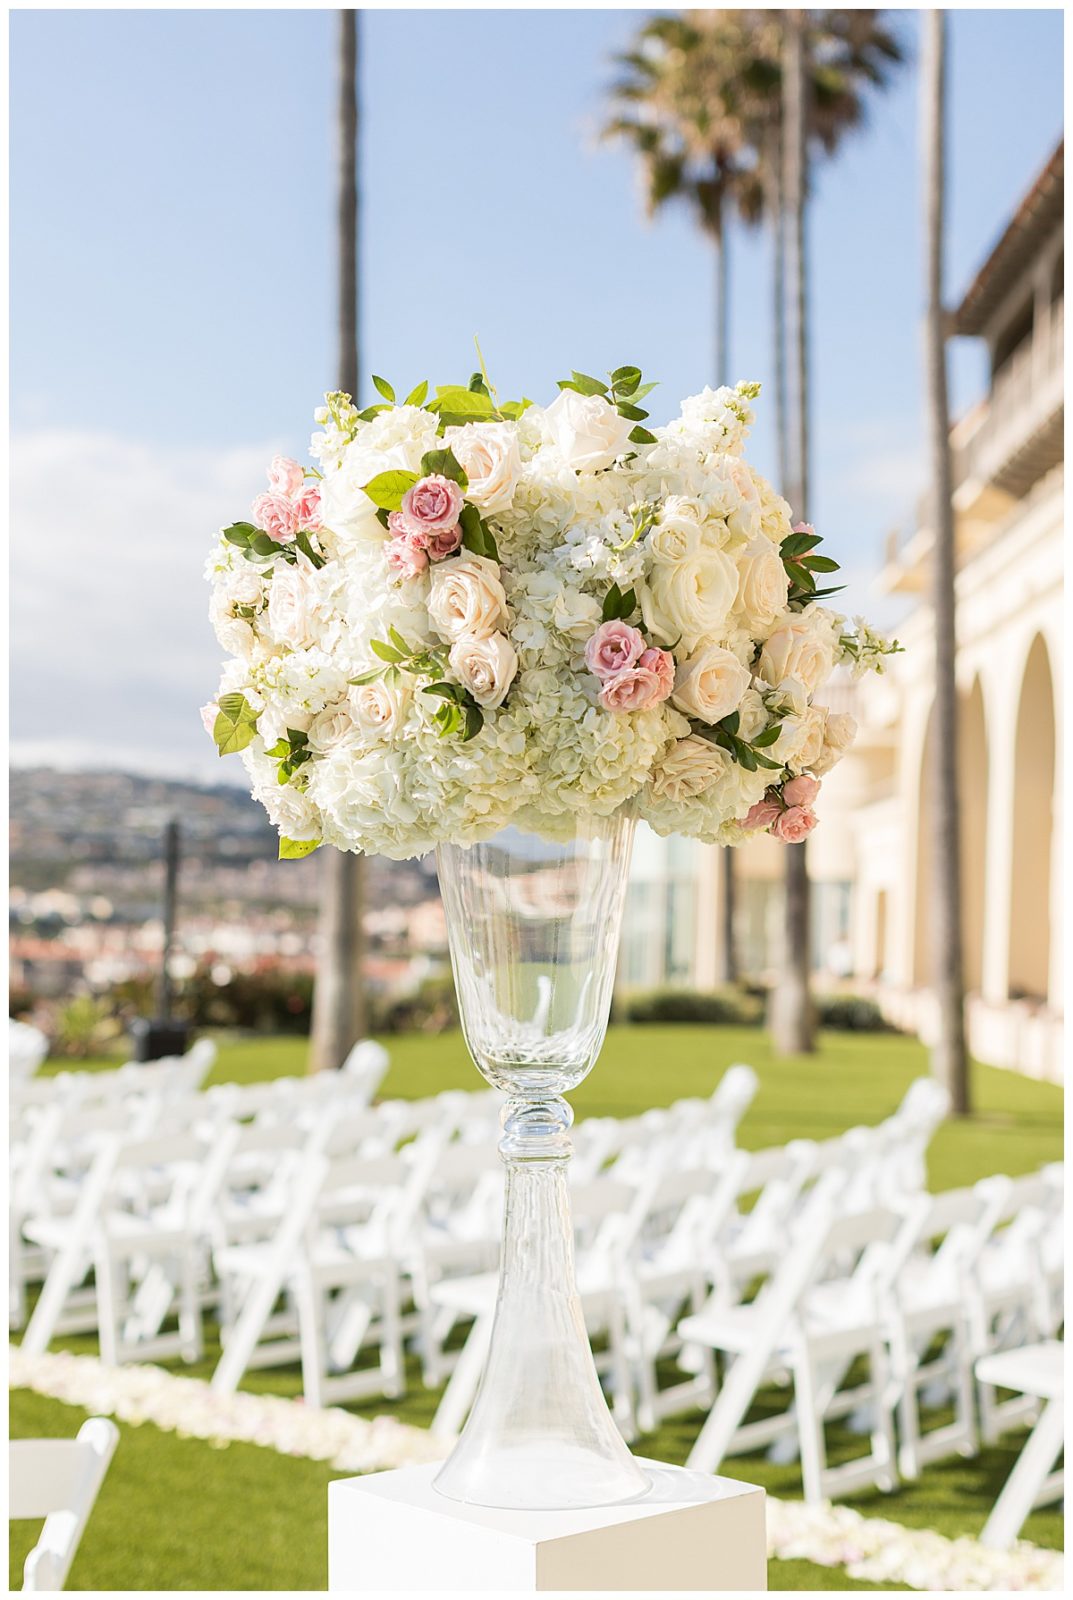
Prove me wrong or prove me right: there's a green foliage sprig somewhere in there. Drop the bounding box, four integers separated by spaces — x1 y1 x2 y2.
698 709 783 772
556 363 659 445
780 525 844 608
212 693 259 757
601 582 638 623
351 629 486 744
222 522 325 572
265 727 313 786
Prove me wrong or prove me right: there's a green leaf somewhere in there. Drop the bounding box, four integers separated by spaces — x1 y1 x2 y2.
422 681 464 702
249 532 282 558
362 470 419 511
628 425 657 445
803 554 840 573
615 401 649 421
223 522 257 547
735 741 758 772
720 711 741 736
266 739 290 758
370 638 405 663
356 403 391 422
619 586 636 617
462 703 484 742
279 836 321 860
631 381 658 401
800 584 846 603
751 724 782 748
428 386 496 420
499 398 533 420
420 447 468 488
294 529 325 570
213 693 258 757
601 582 623 622
610 366 641 394
781 530 821 558
372 375 395 403
387 625 411 655
467 372 491 395
753 751 783 770
570 370 608 396
459 504 499 562
348 668 384 686
404 380 429 407
785 560 817 591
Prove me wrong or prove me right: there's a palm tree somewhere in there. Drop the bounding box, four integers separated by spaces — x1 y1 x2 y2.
921 10 969 1113
310 9 367 1073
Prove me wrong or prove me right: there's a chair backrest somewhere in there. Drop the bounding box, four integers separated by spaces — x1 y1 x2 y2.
9 1019 50 1081
10 1417 119 1590
340 1038 391 1105
709 1063 759 1126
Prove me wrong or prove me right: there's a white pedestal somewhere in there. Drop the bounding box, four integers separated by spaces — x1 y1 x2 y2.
328 1457 766 1592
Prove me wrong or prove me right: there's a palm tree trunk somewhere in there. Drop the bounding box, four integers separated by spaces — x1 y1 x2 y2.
772 6 815 1056
769 120 789 495
712 197 738 987
310 9 367 1073
922 11 969 1113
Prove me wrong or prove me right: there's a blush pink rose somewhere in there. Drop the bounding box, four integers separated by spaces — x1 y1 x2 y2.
426 523 463 561
783 773 821 807
742 798 783 832
397 474 465 535
773 804 818 844
252 491 299 543
637 646 675 703
293 484 322 530
584 620 646 681
267 455 305 497
386 532 429 578
199 701 219 736
599 664 667 712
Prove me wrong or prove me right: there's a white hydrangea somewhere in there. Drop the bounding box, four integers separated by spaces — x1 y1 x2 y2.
206 378 893 857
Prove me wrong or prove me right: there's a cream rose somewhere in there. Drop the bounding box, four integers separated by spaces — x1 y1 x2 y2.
648 735 728 804
639 548 739 652
265 562 317 650
428 554 507 642
447 422 522 513
449 631 518 709
757 617 837 695
648 498 705 563
543 390 633 471
306 702 356 754
736 687 768 741
735 537 791 632
349 676 406 737
671 645 751 726
789 705 827 772
812 711 858 775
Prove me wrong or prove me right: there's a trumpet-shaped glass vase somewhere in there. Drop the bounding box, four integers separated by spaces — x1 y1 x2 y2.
433 811 649 1511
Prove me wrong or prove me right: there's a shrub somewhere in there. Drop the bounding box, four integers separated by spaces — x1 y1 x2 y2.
621 986 763 1027
816 993 897 1033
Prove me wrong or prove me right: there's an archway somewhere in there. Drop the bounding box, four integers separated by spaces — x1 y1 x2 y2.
1008 636 1055 999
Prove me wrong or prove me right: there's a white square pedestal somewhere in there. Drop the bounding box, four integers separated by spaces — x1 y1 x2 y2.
329 1457 766 1592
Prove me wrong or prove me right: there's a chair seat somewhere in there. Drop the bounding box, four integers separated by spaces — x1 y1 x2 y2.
975 1340 1064 1401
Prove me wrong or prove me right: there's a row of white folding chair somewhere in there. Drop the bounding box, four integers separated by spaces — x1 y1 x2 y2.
605 1065 759 1185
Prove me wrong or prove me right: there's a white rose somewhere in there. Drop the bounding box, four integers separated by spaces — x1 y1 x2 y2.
790 705 827 772
319 435 421 544
812 711 858 775
263 779 319 842
648 735 729 804
542 390 634 471
428 554 507 642
671 646 751 725
735 537 791 632
349 677 406 737
210 590 256 658
446 422 522 513
736 688 768 742
448 631 518 709
265 562 317 650
757 617 837 695
639 548 738 652
306 702 356 754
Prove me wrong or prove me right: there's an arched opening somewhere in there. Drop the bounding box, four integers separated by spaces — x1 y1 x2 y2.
960 680 988 992
1009 637 1056 1000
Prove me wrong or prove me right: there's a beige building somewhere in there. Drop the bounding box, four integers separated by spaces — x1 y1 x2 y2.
621 143 1064 1084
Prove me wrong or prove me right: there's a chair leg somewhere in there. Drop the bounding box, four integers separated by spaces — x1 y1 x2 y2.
793 1354 828 1505
432 1312 493 1438
869 1338 897 1492
178 1253 203 1364
380 1268 405 1401
296 1277 327 1410
95 1250 124 1367
980 1398 1064 1550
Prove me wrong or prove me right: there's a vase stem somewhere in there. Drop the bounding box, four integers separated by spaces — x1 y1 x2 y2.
432 1092 649 1510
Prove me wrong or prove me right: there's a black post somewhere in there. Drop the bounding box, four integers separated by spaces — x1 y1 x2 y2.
131 815 192 1062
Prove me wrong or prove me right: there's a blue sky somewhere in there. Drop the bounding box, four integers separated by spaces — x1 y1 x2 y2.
9 6 1064 778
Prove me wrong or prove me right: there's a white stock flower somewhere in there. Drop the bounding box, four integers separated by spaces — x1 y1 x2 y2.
449 631 518 709
428 555 508 642
639 547 738 652
671 645 751 725
542 390 633 471
446 422 522 512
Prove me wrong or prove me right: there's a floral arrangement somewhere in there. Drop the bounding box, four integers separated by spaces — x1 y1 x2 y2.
204 359 899 860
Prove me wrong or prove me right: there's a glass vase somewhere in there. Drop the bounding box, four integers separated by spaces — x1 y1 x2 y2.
432 811 649 1511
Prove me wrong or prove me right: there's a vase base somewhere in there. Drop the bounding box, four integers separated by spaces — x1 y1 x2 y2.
433 1442 652 1512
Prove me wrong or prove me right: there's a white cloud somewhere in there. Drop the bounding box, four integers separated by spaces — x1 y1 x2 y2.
10 429 282 779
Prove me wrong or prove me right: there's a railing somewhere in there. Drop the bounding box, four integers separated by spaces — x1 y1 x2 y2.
953 301 1064 492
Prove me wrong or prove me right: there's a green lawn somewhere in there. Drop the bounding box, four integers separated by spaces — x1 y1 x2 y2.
14 1026 1063 1590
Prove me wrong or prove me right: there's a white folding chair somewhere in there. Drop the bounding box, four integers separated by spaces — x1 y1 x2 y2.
9 1019 50 1081
976 1341 1064 1550
10 1418 119 1590
340 1038 391 1105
